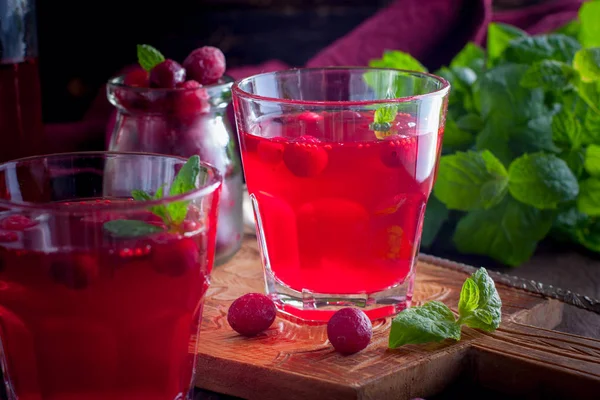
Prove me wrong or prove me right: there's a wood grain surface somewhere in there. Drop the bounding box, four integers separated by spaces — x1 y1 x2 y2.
194 238 600 400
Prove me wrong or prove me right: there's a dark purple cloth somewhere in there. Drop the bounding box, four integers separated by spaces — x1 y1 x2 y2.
43 0 584 151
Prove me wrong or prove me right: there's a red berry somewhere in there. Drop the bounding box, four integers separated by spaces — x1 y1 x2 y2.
50 254 99 290
150 59 186 88
183 46 226 85
257 138 285 164
151 235 200 277
282 135 328 177
0 215 36 231
227 293 276 336
123 68 150 87
379 135 417 171
0 232 18 242
174 80 210 116
327 308 372 354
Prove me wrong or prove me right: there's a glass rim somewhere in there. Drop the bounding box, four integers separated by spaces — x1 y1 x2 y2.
107 75 234 96
231 67 450 106
0 151 222 213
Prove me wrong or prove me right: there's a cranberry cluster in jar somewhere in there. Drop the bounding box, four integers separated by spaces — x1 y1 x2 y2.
107 46 244 265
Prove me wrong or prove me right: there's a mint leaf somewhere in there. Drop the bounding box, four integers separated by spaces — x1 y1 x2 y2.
573 48 600 83
166 155 201 224
388 301 461 348
131 188 169 223
504 34 581 64
434 150 508 211
579 0 600 48
456 113 484 132
552 108 582 150
131 189 152 201
585 145 600 177
487 23 528 66
137 44 165 71
458 278 479 316
450 43 485 70
563 148 586 178
584 108 600 144
508 153 579 209
573 214 600 252
103 220 164 238
371 105 397 133
520 60 577 91
421 196 449 248
442 119 474 150
511 114 561 156
453 197 553 266
577 178 600 216
459 268 502 331
369 50 427 73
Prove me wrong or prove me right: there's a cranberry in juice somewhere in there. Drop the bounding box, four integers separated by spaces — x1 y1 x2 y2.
0 201 212 400
241 111 441 295
0 58 44 162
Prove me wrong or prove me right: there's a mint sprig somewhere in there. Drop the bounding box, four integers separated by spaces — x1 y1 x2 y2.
103 156 202 237
369 105 397 134
137 44 165 71
389 268 501 348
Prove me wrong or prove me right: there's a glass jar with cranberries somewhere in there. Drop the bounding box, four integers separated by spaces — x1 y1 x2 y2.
106 46 243 265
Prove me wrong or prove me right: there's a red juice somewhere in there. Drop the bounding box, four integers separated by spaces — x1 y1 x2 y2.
0 58 44 162
241 111 442 295
0 200 212 400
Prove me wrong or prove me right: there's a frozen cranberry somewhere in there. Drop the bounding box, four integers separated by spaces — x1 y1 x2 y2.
123 67 150 88
183 46 226 85
227 293 276 337
0 232 18 242
257 138 285 165
150 59 186 88
50 254 99 290
282 135 328 177
379 135 417 171
174 80 210 116
0 215 36 231
151 235 200 277
327 307 372 354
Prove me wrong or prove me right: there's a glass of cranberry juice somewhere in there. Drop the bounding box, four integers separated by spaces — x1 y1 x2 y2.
0 152 221 400
233 68 449 322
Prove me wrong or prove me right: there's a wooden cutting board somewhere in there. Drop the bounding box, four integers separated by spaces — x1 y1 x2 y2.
194 238 600 400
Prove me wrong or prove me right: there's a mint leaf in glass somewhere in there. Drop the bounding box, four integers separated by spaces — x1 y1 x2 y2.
453 197 554 267
131 189 152 201
388 301 461 348
370 105 397 133
458 268 502 332
573 48 600 83
508 152 579 209
137 44 165 71
433 150 508 211
103 220 164 238
166 155 202 224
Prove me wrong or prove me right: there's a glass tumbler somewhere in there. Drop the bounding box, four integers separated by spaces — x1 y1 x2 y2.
233 67 449 322
0 152 221 400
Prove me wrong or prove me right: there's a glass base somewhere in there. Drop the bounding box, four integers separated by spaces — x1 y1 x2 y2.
264 267 415 324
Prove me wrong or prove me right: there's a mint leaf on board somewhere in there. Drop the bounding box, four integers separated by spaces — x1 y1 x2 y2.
137 44 165 71
577 178 600 216
504 34 581 64
486 23 528 66
552 108 582 150
520 60 577 91
388 301 461 348
573 48 600 83
103 220 165 238
458 268 502 331
421 196 449 248
453 197 554 267
508 152 579 209
585 145 600 177
579 0 600 48
458 278 479 316
167 155 201 224
433 150 508 211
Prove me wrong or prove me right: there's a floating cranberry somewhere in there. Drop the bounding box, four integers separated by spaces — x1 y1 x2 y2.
327 307 372 354
150 59 186 88
282 135 328 177
123 67 150 88
183 46 226 85
50 254 99 290
257 138 285 165
151 235 200 277
227 293 276 337
0 215 36 231
174 80 210 116
379 135 417 171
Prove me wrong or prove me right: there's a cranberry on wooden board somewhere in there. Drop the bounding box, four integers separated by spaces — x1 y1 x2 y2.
327 307 372 354
227 293 276 336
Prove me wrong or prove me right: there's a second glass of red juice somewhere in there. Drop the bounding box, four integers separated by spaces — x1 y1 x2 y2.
0 152 221 399
233 68 449 322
